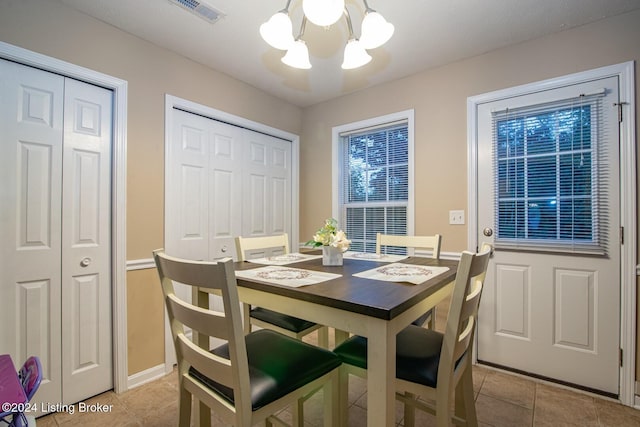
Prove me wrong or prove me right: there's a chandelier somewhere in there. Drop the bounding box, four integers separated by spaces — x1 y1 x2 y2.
260 0 394 70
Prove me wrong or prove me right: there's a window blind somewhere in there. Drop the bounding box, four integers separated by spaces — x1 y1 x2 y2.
339 123 409 253
491 92 608 254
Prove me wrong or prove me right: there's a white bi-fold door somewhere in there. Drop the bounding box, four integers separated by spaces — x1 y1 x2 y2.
166 108 292 262
0 59 113 409
164 108 293 365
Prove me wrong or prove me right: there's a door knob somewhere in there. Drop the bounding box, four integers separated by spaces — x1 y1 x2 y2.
80 257 92 267
483 228 493 237
221 246 228 253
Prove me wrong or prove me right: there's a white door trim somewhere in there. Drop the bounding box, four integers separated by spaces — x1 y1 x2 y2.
0 41 129 394
163 94 300 372
467 61 636 405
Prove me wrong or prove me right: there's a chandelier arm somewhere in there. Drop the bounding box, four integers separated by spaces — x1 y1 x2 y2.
297 15 308 39
362 0 374 13
281 0 292 13
343 7 355 38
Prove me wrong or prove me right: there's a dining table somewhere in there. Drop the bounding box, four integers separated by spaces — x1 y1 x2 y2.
194 251 458 427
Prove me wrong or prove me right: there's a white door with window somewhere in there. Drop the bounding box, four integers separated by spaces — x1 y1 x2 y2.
0 59 113 408
474 74 621 395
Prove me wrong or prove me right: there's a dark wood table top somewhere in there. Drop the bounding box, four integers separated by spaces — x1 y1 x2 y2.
234 256 458 321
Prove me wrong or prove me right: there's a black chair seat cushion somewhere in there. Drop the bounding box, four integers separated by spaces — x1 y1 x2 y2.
334 325 449 388
412 308 434 327
189 329 341 410
250 307 317 333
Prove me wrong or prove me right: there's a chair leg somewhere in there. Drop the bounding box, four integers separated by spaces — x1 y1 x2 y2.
292 398 305 427
323 370 340 427
455 365 478 427
435 382 452 427
402 392 417 427
338 367 350 426
317 326 329 349
178 388 192 427
426 307 436 330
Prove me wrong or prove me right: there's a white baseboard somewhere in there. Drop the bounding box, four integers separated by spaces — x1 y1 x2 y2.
126 363 166 390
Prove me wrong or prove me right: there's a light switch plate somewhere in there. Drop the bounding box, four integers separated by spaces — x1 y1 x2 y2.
449 210 465 225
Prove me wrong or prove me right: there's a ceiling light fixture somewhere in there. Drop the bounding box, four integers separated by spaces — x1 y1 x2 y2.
260 0 394 70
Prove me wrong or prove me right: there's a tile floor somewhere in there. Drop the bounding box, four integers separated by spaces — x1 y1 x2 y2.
33 348 640 426
34 299 640 426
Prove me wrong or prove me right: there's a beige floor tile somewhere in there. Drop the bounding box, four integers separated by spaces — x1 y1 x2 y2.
480 370 536 409
594 397 640 426
533 383 598 427
476 393 533 426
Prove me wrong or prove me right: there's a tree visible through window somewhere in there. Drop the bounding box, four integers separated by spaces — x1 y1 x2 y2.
493 95 605 252
340 123 409 253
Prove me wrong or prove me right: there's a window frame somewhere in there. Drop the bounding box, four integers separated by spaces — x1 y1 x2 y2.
331 110 415 250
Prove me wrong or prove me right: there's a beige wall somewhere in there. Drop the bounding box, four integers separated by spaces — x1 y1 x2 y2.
1 0 638 382
299 8 640 381
0 0 302 375
300 9 640 250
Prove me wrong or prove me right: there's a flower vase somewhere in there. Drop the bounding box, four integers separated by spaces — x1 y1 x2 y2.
322 245 343 266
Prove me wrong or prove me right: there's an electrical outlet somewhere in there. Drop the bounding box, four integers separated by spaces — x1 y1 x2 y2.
449 210 465 225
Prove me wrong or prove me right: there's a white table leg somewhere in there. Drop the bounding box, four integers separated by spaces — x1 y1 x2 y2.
366 321 395 427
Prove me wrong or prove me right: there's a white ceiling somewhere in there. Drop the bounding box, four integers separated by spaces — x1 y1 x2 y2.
59 0 640 107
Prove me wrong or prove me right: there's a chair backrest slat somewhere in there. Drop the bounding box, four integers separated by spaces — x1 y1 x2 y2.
376 233 441 258
439 245 492 382
153 249 252 418
167 294 230 341
236 233 290 261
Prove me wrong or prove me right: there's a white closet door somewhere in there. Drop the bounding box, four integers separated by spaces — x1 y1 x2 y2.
243 131 291 238
0 59 113 410
61 78 113 404
208 120 244 259
167 109 292 261
0 58 64 407
166 110 210 261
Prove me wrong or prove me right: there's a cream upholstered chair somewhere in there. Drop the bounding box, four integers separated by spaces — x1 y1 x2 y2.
376 233 442 328
153 250 341 427
334 244 491 427
235 234 329 347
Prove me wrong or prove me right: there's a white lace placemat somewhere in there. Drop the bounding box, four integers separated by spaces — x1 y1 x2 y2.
342 251 408 262
247 252 323 266
353 263 449 285
235 266 341 288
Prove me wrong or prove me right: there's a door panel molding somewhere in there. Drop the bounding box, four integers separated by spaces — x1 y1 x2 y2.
467 61 636 405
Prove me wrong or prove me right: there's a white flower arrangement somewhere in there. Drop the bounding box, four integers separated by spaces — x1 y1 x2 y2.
306 218 351 252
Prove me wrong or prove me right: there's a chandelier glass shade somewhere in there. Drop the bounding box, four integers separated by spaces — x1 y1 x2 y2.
260 0 393 70
303 0 345 27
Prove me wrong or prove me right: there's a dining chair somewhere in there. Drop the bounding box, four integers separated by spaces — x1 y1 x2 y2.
334 244 492 427
153 250 341 427
235 233 329 348
376 233 442 328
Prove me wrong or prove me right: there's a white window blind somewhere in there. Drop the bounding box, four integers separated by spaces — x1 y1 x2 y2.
491 92 608 254
339 122 409 253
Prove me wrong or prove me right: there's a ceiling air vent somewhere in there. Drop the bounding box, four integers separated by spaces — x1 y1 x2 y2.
169 0 225 24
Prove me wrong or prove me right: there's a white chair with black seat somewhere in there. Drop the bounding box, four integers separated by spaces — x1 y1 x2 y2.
153 249 341 427
376 233 442 329
235 233 329 348
334 244 492 427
